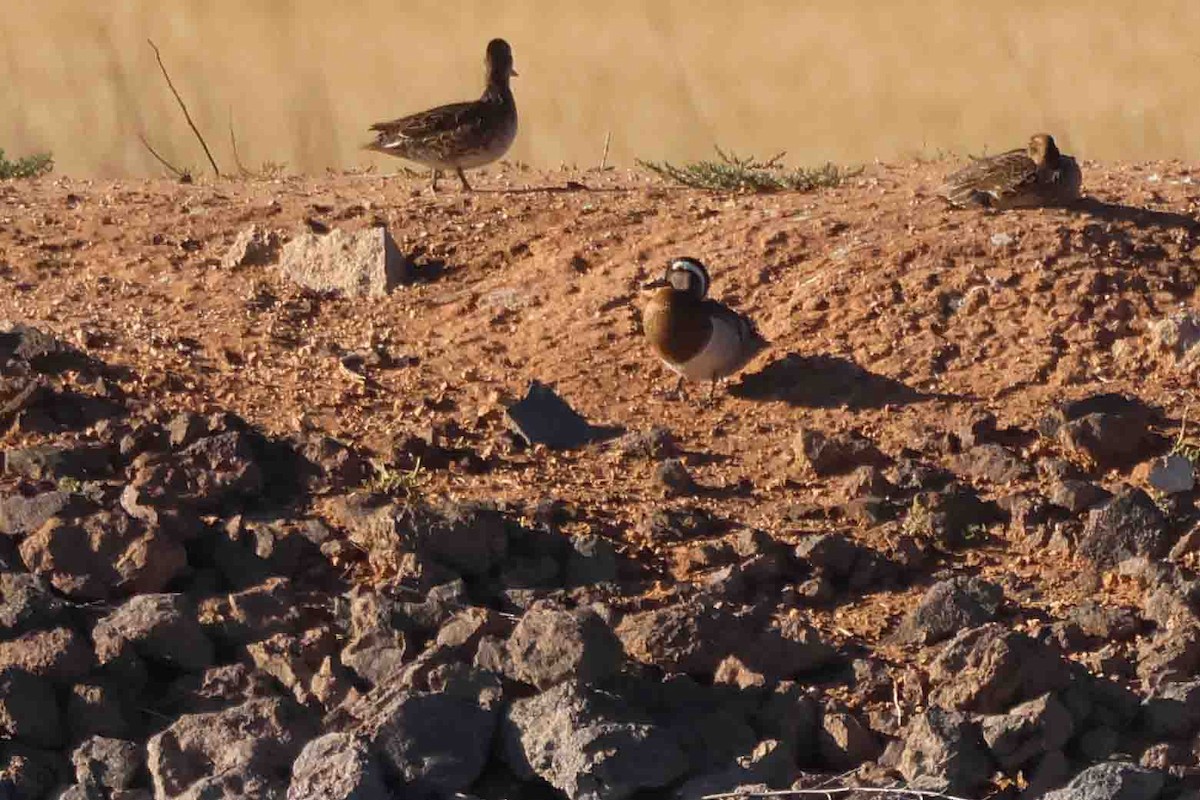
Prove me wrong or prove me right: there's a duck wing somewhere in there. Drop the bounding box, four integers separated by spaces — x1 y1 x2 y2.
939 148 1038 208
366 100 491 152
704 300 768 353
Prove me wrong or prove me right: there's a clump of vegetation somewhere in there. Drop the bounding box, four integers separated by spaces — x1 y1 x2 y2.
363 459 427 500
0 149 53 180
637 147 859 193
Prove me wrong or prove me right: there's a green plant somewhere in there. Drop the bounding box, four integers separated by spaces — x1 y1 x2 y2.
1170 406 1200 466
637 147 859 193
363 458 427 499
0 149 53 180
57 476 83 493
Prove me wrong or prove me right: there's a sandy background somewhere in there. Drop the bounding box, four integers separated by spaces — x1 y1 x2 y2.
4 1 1200 176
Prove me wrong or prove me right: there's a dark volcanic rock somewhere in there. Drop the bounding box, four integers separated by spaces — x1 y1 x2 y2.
817 710 880 771
122 431 264 520
0 572 67 638
502 681 689 800
1140 679 1200 739
954 443 1032 484
359 688 498 796
928 624 1072 714
288 732 388 800
505 603 623 690
1041 761 1164 800
0 626 95 682
793 427 887 477
615 600 834 680
0 668 63 748
93 594 215 673
1050 480 1113 514
19 510 186 601
897 708 993 796
905 483 1000 548
147 697 316 800
4 443 113 482
0 490 92 536
893 576 1003 646
1078 488 1174 568
1058 399 1163 471
71 735 142 791
980 693 1074 770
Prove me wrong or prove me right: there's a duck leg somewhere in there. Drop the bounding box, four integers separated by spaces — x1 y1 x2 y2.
429 170 442 194
456 167 473 192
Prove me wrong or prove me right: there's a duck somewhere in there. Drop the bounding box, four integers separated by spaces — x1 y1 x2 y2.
364 38 518 193
938 133 1082 209
642 257 768 399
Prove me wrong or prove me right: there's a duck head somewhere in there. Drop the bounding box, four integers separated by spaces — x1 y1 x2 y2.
1028 133 1061 168
645 257 711 299
486 39 518 83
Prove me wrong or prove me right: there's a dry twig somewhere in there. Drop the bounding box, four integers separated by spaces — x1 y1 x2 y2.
136 133 190 181
702 787 974 800
147 38 221 177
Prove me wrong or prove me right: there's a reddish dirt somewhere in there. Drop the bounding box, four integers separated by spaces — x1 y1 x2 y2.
3 159 1200 706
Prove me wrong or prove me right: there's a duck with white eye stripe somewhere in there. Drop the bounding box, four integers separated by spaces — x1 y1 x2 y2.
642 257 768 400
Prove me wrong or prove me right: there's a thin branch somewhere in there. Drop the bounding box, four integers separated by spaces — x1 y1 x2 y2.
599 131 612 170
136 132 187 179
228 109 253 177
701 787 975 800
147 38 221 177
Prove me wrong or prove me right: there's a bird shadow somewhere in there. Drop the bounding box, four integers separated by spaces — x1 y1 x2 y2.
729 353 947 409
1068 197 1199 231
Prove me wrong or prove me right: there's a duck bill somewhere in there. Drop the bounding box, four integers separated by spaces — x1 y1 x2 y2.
510 67 519 77
642 278 670 290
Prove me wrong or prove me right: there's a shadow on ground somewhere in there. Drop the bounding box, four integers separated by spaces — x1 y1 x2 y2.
729 353 936 409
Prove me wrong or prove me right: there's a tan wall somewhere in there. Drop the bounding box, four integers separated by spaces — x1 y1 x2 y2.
3 1 1199 177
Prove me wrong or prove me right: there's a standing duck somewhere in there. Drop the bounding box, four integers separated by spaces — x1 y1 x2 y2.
642 258 768 399
939 133 1081 209
364 38 518 192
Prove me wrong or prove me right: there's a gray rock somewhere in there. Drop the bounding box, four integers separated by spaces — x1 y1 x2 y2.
71 736 142 790
0 667 62 748
894 576 1003 646
223 226 281 270
1079 489 1174 569
1144 454 1196 494
0 626 95 682
67 682 137 741
1058 405 1160 471
147 697 316 800
0 572 67 637
201 578 304 645
929 624 1071 713
1151 311 1200 361
1 742 69 800
18 511 186 601
122 431 263 520
1041 761 1164 800
672 739 798 800
1140 679 1200 739
4 444 112 482
656 459 698 496
980 693 1074 770
566 535 619 586
94 594 214 673
505 603 623 690
1050 480 1112 514
502 681 688 800
897 707 992 796
279 226 411 297
955 443 1032 484
793 427 887 477
615 600 834 680
817 710 880 770
0 490 90 536
287 733 388 800
359 690 497 795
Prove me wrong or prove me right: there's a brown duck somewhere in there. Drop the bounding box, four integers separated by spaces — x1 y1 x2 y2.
939 133 1082 209
642 258 768 398
364 38 518 192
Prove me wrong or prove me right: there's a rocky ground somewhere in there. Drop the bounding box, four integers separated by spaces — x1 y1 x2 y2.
2 159 1200 799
